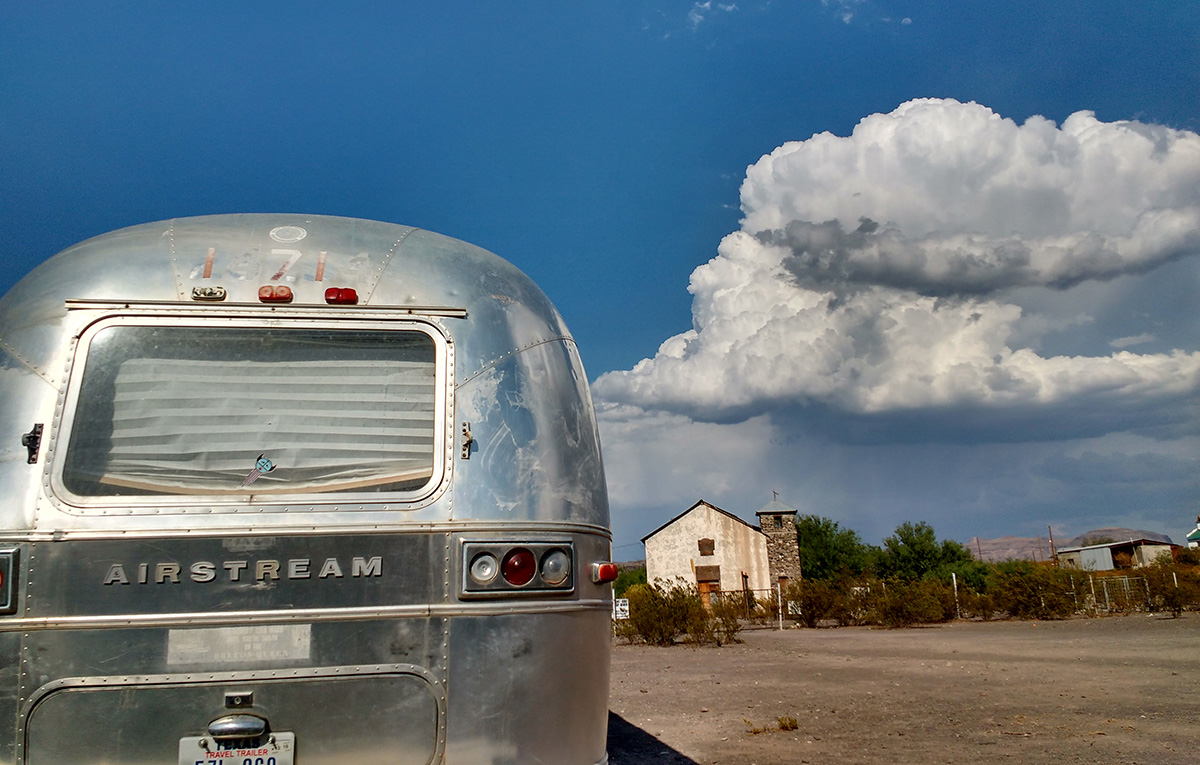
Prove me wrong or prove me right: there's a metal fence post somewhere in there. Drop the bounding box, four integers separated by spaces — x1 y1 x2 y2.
776 583 783 631
952 572 961 619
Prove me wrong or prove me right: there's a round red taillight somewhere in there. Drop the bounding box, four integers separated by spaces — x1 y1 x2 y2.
501 548 536 586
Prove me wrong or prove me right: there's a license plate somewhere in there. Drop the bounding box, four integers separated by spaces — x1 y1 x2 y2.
178 732 295 765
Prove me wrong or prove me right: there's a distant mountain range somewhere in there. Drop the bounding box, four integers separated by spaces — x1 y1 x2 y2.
967 528 1175 562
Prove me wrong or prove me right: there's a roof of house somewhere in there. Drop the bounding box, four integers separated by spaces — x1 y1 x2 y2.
754 498 800 517
1057 537 1180 554
641 499 766 543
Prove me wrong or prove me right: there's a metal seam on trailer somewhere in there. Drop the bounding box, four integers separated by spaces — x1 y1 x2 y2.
0 335 57 388
457 335 578 388
63 299 469 318
0 599 612 632
359 226 418 305
0 520 611 543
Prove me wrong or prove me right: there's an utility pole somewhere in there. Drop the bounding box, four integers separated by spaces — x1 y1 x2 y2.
1048 525 1058 566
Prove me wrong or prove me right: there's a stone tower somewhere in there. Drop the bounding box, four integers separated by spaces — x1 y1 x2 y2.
755 497 801 587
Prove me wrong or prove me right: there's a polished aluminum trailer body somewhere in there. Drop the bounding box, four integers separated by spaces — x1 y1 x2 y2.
0 215 611 764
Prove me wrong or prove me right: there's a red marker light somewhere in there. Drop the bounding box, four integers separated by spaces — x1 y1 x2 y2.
501 548 537 586
324 287 358 305
258 285 293 303
591 562 619 584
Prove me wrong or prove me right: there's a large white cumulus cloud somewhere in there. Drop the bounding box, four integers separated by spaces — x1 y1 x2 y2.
595 99 1200 420
744 98 1200 294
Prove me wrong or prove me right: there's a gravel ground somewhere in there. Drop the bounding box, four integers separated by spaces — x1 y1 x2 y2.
607 613 1198 764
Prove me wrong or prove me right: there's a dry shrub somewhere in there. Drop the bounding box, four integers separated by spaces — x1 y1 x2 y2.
1144 559 1200 617
624 579 742 646
1175 547 1200 566
959 589 998 621
613 614 641 644
870 579 955 628
785 580 846 628
709 593 746 645
624 583 683 646
991 562 1078 619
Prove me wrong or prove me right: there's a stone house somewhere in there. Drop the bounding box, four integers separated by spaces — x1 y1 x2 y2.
642 500 772 601
755 497 802 588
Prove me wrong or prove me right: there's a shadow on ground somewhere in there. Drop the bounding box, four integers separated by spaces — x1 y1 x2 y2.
607 711 699 765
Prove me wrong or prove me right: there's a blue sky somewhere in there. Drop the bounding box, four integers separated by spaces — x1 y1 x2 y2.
3 2 1197 556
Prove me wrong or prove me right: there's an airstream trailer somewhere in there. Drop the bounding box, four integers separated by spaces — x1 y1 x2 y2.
0 215 615 764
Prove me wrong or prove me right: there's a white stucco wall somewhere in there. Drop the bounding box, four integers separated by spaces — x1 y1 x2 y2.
644 502 771 592
1134 544 1173 567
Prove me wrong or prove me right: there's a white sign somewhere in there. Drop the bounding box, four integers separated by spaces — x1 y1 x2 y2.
168 624 311 666
613 598 630 620
179 732 295 765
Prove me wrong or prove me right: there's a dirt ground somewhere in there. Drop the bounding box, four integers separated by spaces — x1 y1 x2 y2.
607 613 1198 764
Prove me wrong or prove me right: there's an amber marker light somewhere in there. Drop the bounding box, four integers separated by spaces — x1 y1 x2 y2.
591 562 619 584
258 285 293 303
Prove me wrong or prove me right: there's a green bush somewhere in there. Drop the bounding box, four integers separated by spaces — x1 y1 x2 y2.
623 579 741 646
613 566 647 598
959 588 998 620
834 581 874 626
679 588 714 646
624 583 682 645
709 593 746 645
869 578 955 627
1144 560 1200 617
1175 547 1200 566
612 613 641 643
991 561 1078 619
785 580 845 628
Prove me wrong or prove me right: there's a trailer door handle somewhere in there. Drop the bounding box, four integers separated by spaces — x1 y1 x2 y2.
208 713 268 740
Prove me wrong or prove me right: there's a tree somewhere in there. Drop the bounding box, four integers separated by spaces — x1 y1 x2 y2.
794 515 870 580
875 521 975 581
613 566 646 598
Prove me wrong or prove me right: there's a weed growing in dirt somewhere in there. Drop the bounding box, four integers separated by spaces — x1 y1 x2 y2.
742 716 799 734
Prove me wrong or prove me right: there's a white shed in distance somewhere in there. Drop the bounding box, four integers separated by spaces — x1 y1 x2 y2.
642 500 772 596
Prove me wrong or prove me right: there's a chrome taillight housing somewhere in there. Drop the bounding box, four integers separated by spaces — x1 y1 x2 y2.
461 541 574 597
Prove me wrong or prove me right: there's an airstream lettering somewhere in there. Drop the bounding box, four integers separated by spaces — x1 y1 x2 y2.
101 555 384 585
0 215 614 764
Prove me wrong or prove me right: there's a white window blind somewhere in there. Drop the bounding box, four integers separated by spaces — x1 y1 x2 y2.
64 327 438 496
